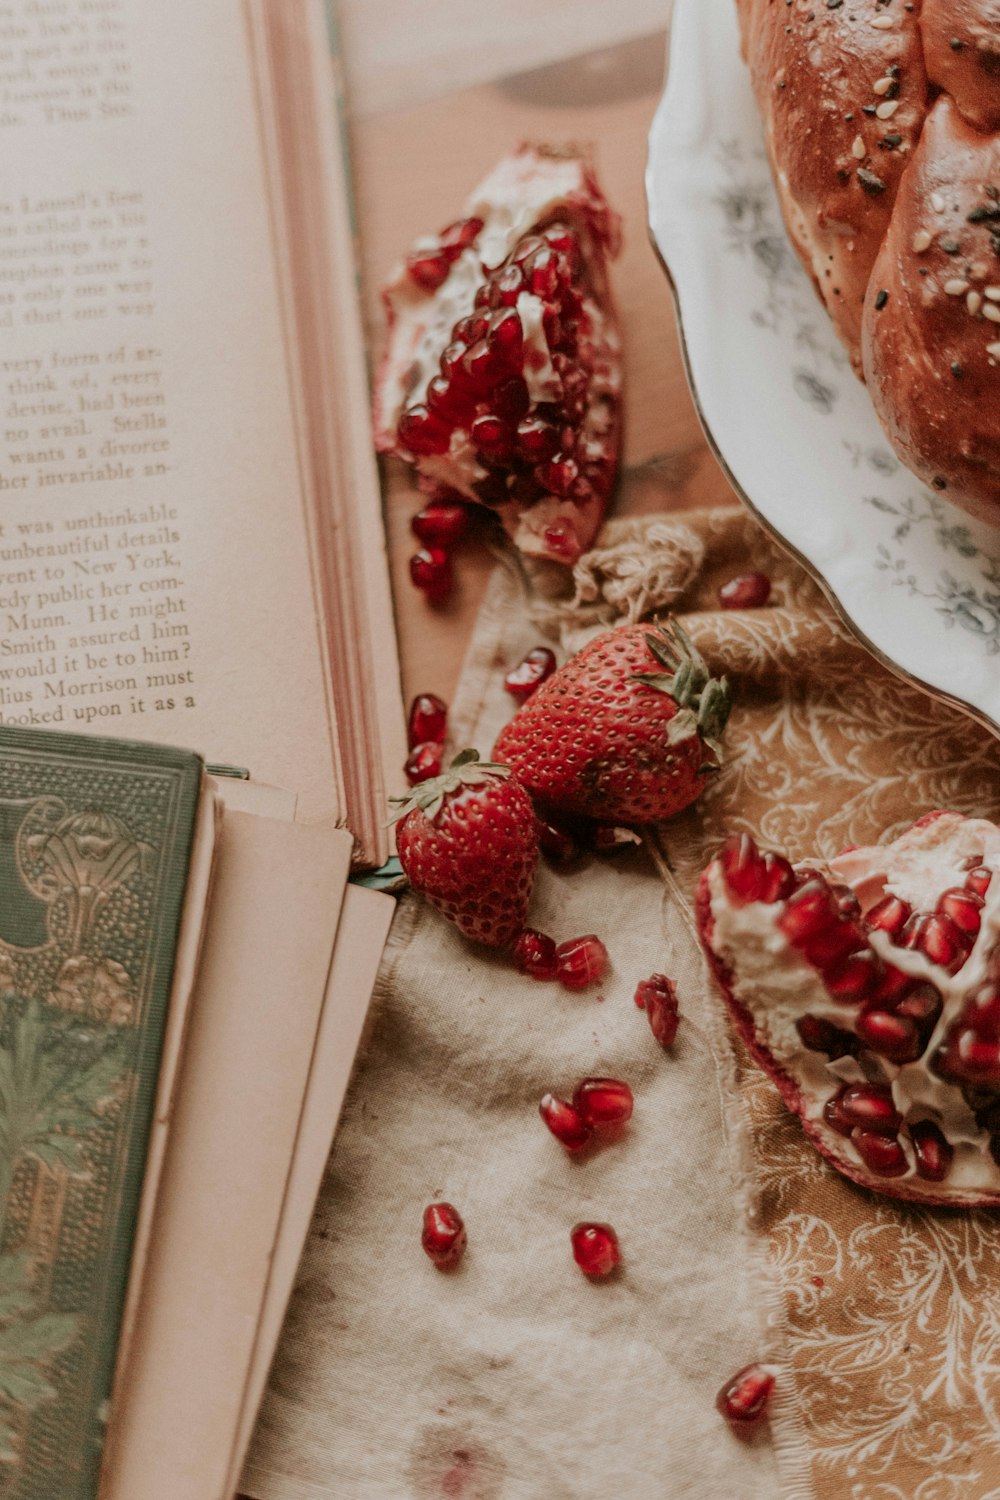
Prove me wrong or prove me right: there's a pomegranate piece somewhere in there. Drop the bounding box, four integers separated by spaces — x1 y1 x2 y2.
407 692 448 749
513 928 559 980
715 1363 775 1428
570 1221 621 1278
539 1093 592 1151
410 546 453 605
634 972 680 1047
411 501 472 548
421 1202 467 1270
404 741 444 786
555 934 608 989
373 147 622 566
572 1076 634 1127
718 572 772 610
504 646 557 703
698 813 1000 1205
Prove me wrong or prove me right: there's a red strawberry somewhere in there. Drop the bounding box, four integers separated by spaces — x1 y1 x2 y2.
492 621 731 824
391 749 539 948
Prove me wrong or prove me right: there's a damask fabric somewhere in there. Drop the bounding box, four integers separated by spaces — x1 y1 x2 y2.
244 506 1000 1500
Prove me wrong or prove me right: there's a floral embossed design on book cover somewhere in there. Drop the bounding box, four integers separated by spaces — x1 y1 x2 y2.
0 728 201 1500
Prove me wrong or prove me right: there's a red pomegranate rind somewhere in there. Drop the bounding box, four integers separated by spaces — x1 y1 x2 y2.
374 145 622 566
697 812 1000 1206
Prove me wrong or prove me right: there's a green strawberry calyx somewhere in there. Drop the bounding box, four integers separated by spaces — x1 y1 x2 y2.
631 620 732 770
388 748 512 825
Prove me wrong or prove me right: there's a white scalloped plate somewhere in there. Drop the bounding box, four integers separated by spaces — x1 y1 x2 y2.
647 0 1000 736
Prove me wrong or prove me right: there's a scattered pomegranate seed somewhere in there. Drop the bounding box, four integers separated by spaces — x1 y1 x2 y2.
407 692 448 749
555 935 608 989
421 1202 467 1270
411 502 471 548
715 1363 775 1428
634 973 680 1047
718 572 772 610
570 1221 621 1278
513 928 559 980
410 546 453 604
537 816 582 864
539 1094 592 1152
404 741 444 786
572 1077 634 1127
504 646 557 702
811 1275 825 1288
910 1119 953 1181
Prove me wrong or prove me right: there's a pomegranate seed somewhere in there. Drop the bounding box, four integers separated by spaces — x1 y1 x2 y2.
398 404 451 456
937 887 984 934
407 692 448 749
526 246 559 298
516 417 561 462
796 1016 855 1057
903 911 969 973
870 962 914 1006
438 215 483 253
441 336 472 374
956 1033 1000 1081
854 1008 921 1064
541 521 579 560
490 263 524 306
537 816 581 864
543 223 576 253
715 1363 775 1428
555 935 608 989
537 456 578 495
488 307 524 367
910 1119 953 1182
471 413 515 459
513 928 558 980
570 1222 621 1278
896 983 943 1030
572 1077 634 1128
404 741 444 786
966 865 993 898
969 982 1000 1037
718 833 768 904
634 973 680 1047
407 250 451 292
823 1091 855 1136
866 894 912 940
409 547 453 605
832 884 862 918
505 647 557 702
778 879 839 947
491 376 531 424
421 1202 467 1270
425 373 472 423
837 1083 901 1134
411 502 470 548
760 851 796 902
824 947 882 1003
539 1093 592 1151
851 1128 908 1177
718 572 772 610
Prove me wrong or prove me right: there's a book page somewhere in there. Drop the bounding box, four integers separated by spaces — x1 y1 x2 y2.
0 0 344 823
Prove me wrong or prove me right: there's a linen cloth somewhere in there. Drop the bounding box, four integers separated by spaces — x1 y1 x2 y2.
244 506 1000 1500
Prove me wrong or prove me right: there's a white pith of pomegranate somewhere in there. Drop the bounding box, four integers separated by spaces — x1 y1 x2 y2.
697 811 1000 1205
373 145 622 566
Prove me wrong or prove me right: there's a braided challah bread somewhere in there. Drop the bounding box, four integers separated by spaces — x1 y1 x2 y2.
737 0 1000 521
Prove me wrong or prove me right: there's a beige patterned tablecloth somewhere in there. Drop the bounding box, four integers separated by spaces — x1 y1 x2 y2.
243 506 1000 1500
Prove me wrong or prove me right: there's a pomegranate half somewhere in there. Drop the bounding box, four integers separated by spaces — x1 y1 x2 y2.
697 811 1000 1205
373 145 622 566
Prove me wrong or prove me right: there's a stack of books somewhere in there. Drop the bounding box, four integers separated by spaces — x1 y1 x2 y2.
0 0 403 1494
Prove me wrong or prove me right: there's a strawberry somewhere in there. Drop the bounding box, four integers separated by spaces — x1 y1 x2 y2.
492 621 731 824
390 749 539 948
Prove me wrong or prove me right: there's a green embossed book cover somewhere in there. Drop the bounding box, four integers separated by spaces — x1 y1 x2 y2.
0 725 203 1500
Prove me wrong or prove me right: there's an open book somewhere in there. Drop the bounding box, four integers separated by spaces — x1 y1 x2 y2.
0 0 403 866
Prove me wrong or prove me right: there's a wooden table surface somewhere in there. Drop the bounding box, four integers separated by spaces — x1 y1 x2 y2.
341 4 735 710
